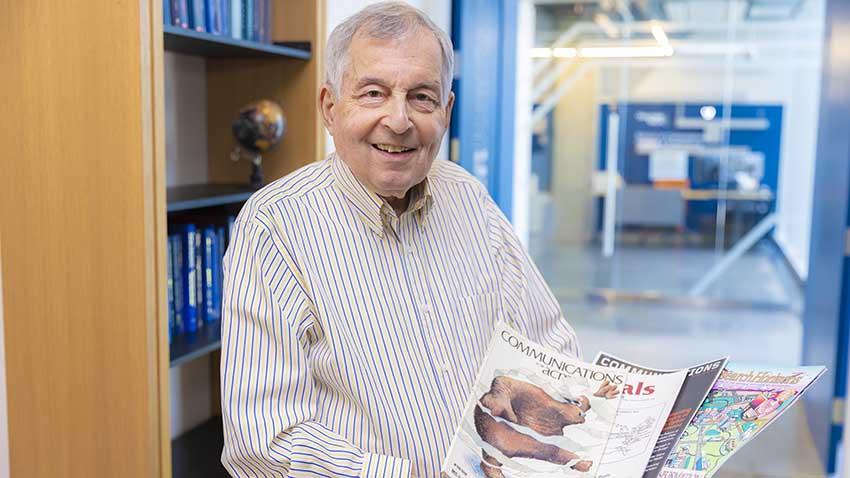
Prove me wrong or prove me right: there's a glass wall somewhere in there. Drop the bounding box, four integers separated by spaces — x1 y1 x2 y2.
522 0 827 475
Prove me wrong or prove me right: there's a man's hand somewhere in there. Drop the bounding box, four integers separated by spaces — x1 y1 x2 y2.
593 380 619 400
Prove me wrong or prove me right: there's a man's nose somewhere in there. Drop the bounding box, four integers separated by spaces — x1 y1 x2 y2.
381 95 412 135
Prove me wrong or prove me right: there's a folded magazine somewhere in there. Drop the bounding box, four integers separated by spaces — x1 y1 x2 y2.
441 324 825 478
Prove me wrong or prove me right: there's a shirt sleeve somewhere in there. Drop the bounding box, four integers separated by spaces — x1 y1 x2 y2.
484 196 583 360
219 208 411 478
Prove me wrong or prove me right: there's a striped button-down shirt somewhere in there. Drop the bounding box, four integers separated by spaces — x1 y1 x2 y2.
220 155 580 478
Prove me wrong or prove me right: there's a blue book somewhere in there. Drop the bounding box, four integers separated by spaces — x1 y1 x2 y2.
205 0 220 35
182 224 198 333
167 234 175 343
215 226 226 318
172 0 189 28
163 0 172 27
263 0 271 43
203 227 217 322
189 0 206 32
170 234 185 335
221 0 231 37
195 229 205 327
231 0 243 39
253 0 262 42
243 0 253 42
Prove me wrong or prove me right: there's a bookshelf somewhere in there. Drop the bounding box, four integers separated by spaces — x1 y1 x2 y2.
162 2 326 477
0 1 324 475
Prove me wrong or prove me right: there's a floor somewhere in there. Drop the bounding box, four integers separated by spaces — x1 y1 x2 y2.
530 236 825 477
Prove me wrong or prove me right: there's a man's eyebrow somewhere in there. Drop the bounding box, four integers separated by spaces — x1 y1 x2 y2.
410 81 442 93
353 77 390 90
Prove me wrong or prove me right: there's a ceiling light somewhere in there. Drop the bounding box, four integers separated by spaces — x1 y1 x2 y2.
553 47 577 58
531 48 552 58
579 46 675 58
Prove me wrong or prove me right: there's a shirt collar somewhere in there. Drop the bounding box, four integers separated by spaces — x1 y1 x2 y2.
331 154 434 237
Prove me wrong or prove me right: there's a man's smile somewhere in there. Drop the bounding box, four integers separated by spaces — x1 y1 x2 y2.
372 143 417 154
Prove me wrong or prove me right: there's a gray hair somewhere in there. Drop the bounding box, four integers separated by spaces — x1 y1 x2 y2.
325 1 455 103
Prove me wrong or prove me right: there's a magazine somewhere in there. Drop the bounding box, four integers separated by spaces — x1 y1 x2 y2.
593 353 727 478
442 324 824 478
658 363 825 478
443 324 627 477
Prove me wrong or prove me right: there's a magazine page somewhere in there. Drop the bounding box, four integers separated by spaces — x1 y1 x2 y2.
659 363 826 478
442 324 626 478
594 368 687 478
594 352 727 478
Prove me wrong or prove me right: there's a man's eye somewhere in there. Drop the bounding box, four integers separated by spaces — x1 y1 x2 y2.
365 90 382 98
414 93 435 103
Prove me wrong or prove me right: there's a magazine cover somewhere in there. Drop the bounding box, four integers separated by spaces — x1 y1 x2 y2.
594 353 727 478
443 324 626 478
594 366 687 478
659 363 826 478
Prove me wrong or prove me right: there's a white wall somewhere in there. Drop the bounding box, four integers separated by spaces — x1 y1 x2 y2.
324 0 453 160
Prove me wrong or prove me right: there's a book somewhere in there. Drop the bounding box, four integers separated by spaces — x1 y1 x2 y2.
170 233 185 335
163 0 172 27
194 229 204 327
221 0 231 37
231 0 243 39
181 224 198 333
214 226 226 318
243 0 253 43
171 0 189 28
188 0 206 32
203 226 216 322
167 234 175 343
441 324 825 478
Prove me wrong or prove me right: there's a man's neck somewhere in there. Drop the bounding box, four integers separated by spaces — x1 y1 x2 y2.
381 192 411 215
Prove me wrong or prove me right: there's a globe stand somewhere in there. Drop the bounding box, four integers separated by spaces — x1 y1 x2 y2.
230 147 265 189
250 155 264 189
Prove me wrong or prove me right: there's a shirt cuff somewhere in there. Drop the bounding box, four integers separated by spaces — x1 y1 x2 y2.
360 452 411 478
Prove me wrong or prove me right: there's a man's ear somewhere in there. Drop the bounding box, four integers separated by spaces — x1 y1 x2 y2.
444 91 455 125
318 84 336 135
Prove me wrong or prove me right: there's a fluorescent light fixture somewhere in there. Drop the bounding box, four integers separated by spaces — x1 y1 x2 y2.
651 23 669 47
553 47 577 58
531 48 552 58
579 46 674 58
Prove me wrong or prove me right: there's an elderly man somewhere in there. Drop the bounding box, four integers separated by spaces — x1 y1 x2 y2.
220 2 580 477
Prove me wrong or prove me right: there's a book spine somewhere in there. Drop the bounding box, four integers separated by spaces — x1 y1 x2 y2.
167 234 175 343
252 0 261 42
203 227 216 322
243 0 253 43
173 0 189 28
182 224 198 333
195 229 204 327
231 0 242 39
264 0 271 43
221 0 231 37
171 234 185 335
163 0 173 27
215 226 226 319
189 0 206 32
204 0 217 35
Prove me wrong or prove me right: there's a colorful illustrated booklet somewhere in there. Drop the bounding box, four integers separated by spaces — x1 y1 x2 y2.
442 324 824 478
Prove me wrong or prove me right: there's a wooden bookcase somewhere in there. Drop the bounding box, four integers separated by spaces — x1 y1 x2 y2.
0 0 325 476
160 1 326 477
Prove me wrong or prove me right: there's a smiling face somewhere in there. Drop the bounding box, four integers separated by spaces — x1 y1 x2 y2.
319 27 454 201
